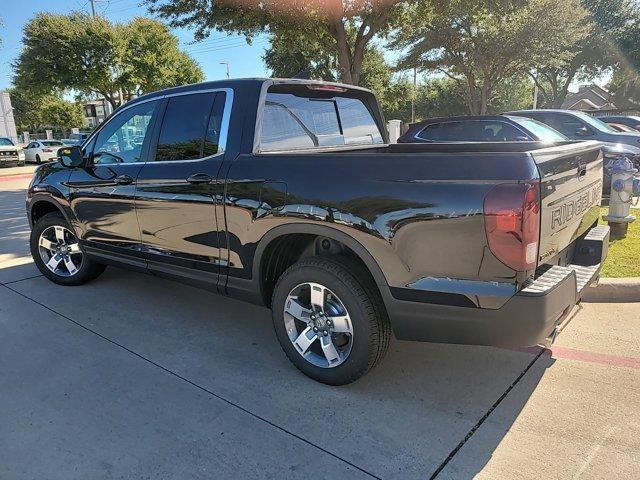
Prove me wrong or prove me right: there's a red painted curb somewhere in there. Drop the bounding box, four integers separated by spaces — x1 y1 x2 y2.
0 174 33 182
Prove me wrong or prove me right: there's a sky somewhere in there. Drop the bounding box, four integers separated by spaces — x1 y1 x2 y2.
0 0 271 91
0 0 607 94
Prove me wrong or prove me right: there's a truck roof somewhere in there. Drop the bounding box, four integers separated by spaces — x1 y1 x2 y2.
125 78 374 109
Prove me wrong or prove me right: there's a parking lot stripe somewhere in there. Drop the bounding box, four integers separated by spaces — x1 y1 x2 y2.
550 345 640 370
1 282 382 480
516 345 640 370
0 174 33 182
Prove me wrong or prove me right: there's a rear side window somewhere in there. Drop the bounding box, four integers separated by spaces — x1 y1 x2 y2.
155 92 226 161
260 90 383 152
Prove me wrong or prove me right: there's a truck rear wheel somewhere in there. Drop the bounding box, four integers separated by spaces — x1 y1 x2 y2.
271 256 391 385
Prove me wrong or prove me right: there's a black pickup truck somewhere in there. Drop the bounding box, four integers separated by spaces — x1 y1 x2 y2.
27 78 608 384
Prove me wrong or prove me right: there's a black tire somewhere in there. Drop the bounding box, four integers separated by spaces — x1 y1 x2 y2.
36 154 41 164
30 212 106 286
271 256 391 385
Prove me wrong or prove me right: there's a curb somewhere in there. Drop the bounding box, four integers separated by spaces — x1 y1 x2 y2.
582 277 640 303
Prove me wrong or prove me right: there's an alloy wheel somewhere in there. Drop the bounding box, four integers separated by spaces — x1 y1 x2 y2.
38 225 83 277
283 282 354 368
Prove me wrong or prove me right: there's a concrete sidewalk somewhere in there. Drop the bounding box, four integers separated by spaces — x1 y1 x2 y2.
1 171 639 479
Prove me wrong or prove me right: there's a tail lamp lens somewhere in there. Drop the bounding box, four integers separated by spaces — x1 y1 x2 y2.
484 182 540 271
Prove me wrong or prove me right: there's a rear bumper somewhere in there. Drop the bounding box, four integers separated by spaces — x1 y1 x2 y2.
387 225 609 347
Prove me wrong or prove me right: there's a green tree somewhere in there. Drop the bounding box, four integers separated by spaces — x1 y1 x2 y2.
11 89 84 133
40 96 85 133
147 0 409 85
531 0 639 108
393 0 589 115
13 13 203 108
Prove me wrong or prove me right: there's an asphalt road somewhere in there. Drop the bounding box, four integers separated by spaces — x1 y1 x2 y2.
1 168 639 480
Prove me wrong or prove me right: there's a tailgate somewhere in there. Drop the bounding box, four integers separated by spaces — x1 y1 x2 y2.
532 141 603 266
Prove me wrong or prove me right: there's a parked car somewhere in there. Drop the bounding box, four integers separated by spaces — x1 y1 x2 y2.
398 115 568 143
506 109 640 147
507 109 640 193
597 115 640 131
27 79 608 384
605 122 639 133
67 132 92 144
23 140 65 164
0 137 25 167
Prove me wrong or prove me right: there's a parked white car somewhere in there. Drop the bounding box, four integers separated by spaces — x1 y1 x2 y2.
23 140 65 164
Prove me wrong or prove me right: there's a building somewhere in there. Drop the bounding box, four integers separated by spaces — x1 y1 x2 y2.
83 99 114 128
0 91 18 143
562 84 616 111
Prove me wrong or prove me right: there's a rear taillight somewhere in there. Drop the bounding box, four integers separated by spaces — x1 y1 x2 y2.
42 148 52 153
484 182 540 271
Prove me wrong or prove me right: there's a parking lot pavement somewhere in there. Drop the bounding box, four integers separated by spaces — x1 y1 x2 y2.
2 172 639 479
439 303 640 480
0 175 40 284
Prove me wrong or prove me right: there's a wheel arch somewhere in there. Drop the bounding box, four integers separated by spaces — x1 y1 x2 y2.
28 195 75 231
253 224 390 306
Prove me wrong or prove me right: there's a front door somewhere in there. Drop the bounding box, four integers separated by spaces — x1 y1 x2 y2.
135 90 230 289
67 100 160 264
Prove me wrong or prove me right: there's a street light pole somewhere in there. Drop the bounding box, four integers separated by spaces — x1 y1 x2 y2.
220 61 230 79
411 67 417 124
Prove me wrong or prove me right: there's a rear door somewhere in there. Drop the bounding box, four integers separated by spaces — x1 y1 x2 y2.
135 89 231 289
532 141 603 265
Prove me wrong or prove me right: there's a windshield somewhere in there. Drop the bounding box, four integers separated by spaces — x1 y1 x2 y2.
42 141 64 146
0 138 14 146
510 117 567 141
571 111 618 133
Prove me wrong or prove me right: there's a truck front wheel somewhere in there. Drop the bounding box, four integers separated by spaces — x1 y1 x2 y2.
30 212 106 286
271 256 391 385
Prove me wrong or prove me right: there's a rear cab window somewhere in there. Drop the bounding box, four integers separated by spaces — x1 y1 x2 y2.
259 84 384 152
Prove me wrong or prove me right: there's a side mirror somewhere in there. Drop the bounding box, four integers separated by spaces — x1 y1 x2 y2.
575 126 591 137
58 145 84 168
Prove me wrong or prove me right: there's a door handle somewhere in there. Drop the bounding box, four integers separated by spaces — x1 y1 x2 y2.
187 173 213 184
114 174 134 185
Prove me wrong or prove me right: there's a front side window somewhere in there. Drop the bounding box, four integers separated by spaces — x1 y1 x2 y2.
92 100 158 164
155 92 226 161
260 89 383 152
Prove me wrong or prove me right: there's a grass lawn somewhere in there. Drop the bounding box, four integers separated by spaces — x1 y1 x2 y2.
600 208 640 278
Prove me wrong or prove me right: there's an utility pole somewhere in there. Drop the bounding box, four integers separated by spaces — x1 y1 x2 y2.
220 61 230 79
531 70 539 110
411 67 417 124
90 0 97 17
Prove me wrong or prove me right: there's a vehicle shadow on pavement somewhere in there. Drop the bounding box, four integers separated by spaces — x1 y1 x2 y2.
2 260 556 479
0 189 40 283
